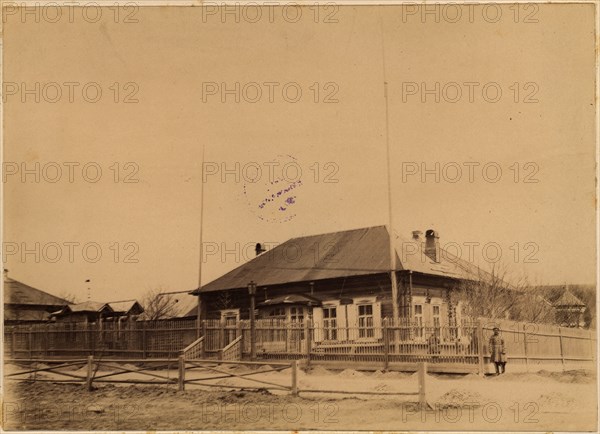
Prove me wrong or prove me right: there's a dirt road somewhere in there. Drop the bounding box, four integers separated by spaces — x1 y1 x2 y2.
2 367 596 431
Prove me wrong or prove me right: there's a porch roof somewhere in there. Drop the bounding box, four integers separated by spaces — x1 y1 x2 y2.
258 294 322 307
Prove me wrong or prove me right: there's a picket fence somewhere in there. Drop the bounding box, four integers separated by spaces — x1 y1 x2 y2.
4 318 596 373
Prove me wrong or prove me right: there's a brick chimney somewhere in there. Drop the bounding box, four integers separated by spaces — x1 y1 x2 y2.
412 230 423 241
424 229 440 262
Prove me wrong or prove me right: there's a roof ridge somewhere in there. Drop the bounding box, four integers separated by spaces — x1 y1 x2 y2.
289 224 388 241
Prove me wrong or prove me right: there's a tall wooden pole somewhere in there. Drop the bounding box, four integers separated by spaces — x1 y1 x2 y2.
380 14 400 325
250 292 256 361
196 145 205 338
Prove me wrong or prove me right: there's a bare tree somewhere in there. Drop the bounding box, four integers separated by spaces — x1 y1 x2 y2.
455 264 555 324
59 292 79 304
509 277 555 324
141 288 179 320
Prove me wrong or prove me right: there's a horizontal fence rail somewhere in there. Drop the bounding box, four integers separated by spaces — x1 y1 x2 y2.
5 356 429 405
5 318 596 374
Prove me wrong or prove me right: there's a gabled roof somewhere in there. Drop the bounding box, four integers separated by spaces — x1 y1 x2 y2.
69 301 111 313
108 300 144 315
53 299 145 316
52 301 113 316
139 290 199 319
164 292 200 318
553 290 586 307
195 225 493 294
4 277 68 307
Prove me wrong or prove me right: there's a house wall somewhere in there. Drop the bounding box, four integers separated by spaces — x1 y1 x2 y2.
4 304 61 324
199 272 461 332
54 312 97 323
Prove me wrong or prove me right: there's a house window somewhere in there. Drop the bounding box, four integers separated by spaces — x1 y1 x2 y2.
290 307 305 340
267 307 286 319
358 304 374 338
265 308 285 341
414 304 424 338
323 306 337 341
432 305 441 338
290 307 304 323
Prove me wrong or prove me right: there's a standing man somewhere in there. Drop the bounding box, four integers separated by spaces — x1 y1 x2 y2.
489 327 507 375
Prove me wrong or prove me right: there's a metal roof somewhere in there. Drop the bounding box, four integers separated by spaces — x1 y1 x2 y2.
195 225 492 294
108 300 144 314
4 277 68 307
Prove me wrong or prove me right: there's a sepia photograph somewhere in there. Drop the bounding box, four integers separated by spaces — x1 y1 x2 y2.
1 1 598 432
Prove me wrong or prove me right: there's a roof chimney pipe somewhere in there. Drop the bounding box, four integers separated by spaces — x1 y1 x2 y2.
255 243 266 256
424 229 440 263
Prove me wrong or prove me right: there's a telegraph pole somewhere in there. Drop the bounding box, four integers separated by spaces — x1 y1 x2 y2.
381 15 400 325
196 145 205 338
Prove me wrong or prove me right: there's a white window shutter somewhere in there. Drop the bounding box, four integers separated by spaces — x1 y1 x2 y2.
346 304 358 341
373 302 383 339
312 307 323 343
337 304 347 341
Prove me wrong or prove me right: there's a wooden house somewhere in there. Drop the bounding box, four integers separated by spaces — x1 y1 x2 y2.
51 300 144 323
191 225 494 345
4 276 69 324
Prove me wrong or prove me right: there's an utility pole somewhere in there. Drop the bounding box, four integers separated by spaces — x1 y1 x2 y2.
381 15 400 324
385 81 400 325
196 145 206 338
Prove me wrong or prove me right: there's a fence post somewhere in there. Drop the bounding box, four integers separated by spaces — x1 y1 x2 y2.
44 324 49 357
418 362 427 408
383 318 390 371
291 360 298 396
238 322 244 360
178 355 185 391
142 321 147 359
558 327 565 369
28 326 33 359
522 323 529 371
201 321 207 358
477 321 485 376
85 355 94 391
219 319 225 351
590 330 595 362
12 327 16 357
304 319 311 368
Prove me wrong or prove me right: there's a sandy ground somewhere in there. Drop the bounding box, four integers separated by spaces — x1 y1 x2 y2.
2 362 597 431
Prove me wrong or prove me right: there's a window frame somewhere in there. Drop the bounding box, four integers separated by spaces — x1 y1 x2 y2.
357 303 375 339
322 305 338 341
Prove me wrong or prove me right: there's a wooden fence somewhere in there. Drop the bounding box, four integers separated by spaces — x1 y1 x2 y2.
4 356 428 405
4 318 596 374
5 319 198 359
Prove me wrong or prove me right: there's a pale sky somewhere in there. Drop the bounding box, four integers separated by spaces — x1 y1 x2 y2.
3 5 596 303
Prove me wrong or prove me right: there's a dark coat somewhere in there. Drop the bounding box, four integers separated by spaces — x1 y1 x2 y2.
489 334 506 363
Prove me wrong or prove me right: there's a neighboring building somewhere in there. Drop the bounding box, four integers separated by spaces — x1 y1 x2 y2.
553 290 586 328
144 290 199 320
538 284 595 328
4 276 69 324
191 225 497 344
51 300 144 323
